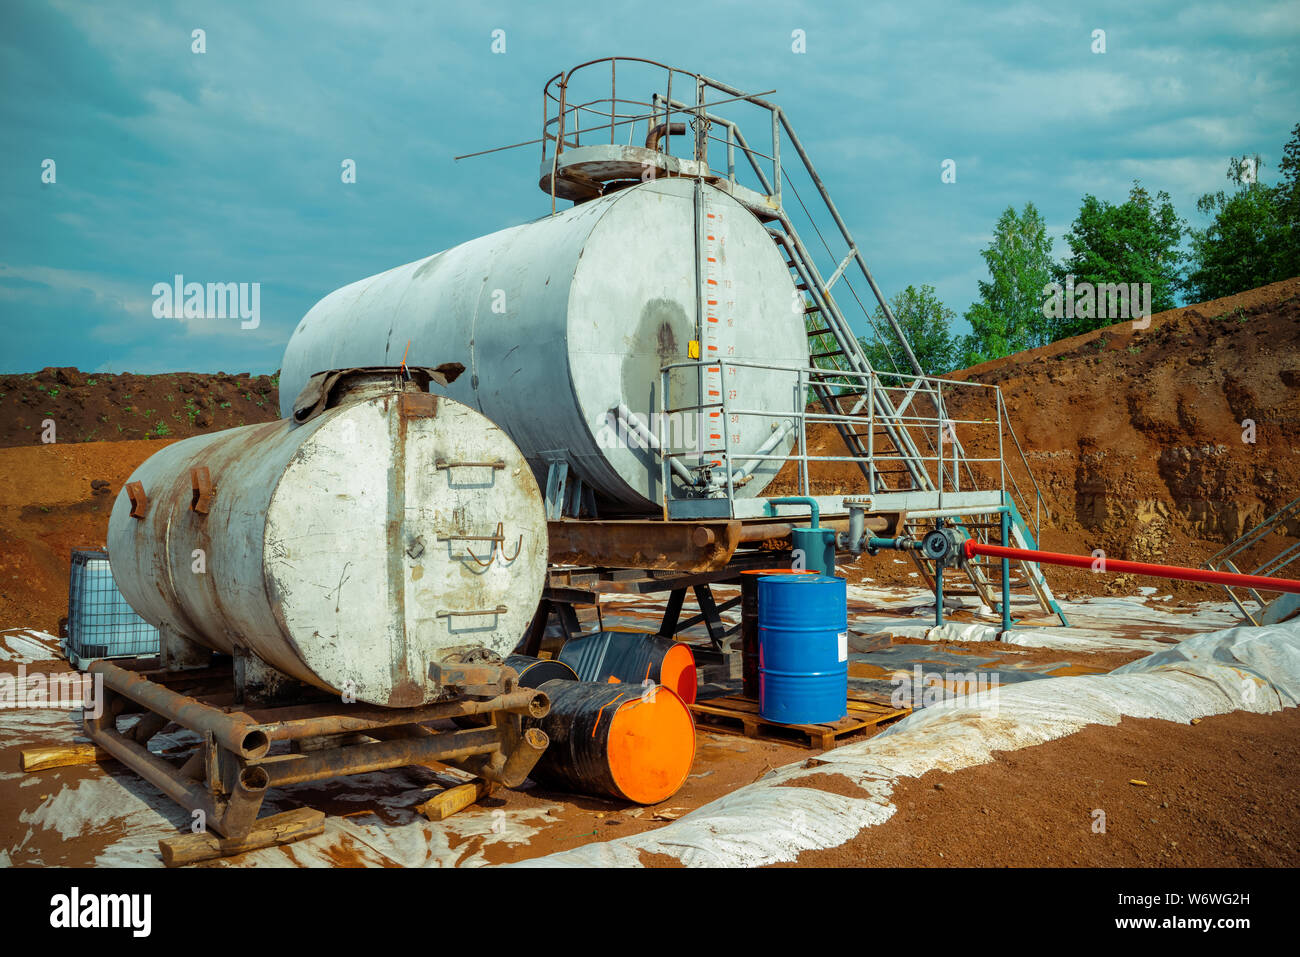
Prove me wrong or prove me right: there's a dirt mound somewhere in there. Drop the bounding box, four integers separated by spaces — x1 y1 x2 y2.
0 440 172 632
774 277 1300 601
0 368 279 448
0 368 281 632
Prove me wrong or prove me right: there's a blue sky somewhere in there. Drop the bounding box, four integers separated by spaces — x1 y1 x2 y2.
1 0 1296 374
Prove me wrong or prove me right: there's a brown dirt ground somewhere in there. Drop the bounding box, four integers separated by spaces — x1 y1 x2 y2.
0 440 177 633
780 706 1300 868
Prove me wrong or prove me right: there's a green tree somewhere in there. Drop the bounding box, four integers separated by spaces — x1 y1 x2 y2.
1052 181 1184 337
1185 124 1300 301
957 202 1055 368
857 284 958 376
1277 122 1300 279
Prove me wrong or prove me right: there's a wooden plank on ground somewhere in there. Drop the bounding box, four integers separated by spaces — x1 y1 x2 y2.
416 779 490 822
21 743 111 772
158 808 326 867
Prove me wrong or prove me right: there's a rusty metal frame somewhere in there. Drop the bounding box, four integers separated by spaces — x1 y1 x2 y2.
83 659 550 845
546 515 875 572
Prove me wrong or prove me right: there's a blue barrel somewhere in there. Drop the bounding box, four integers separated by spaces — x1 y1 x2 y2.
757 574 848 725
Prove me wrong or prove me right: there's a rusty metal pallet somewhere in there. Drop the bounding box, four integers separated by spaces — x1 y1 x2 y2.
689 695 909 750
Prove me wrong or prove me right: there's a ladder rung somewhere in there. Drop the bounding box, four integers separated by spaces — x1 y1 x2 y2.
806 327 833 337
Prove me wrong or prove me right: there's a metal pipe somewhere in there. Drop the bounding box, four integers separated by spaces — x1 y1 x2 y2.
964 541 1300 595
261 727 503 787
738 516 880 545
1000 511 1012 634
646 121 687 152
366 722 543 788
499 726 549 788
694 428 792 488
221 765 270 838
89 660 270 760
84 723 217 820
617 404 700 487
848 508 865 552
935 560 945 626
768 496 820 527
723 419 795 485
735 522 800 544
250 688 548 742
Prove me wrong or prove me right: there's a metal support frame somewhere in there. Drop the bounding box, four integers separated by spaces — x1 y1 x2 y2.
536 57 1065 628
83 658 550 846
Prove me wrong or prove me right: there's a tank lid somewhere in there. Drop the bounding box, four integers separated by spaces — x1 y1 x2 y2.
290 363 465 424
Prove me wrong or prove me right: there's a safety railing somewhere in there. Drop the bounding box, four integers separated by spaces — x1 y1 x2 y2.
655 358 1024 512
540 58 919 376
542 59 1053 544
541 58 779 201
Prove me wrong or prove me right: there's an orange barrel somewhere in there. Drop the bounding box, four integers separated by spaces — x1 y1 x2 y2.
504 654 578 688
557 630 698 704
740 569 813 699
527 679 696 804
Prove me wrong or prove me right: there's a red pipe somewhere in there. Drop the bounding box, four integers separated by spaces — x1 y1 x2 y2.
963 540 1300 596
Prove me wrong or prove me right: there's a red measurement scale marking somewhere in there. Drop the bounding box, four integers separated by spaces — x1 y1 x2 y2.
701 201 731 473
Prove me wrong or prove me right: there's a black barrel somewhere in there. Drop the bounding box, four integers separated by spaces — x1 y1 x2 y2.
740 569 812 699
526 679 696 805
504 654 578 688
557 630 697 704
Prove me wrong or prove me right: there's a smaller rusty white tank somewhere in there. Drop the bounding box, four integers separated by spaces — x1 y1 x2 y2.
106 367 548 707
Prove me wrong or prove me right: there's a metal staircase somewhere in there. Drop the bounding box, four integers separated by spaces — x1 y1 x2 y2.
536 58 1067 625
1205 496 1300 625
746 106 1067 624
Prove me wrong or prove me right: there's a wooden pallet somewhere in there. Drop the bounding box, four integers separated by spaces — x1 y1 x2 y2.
689 695 909 750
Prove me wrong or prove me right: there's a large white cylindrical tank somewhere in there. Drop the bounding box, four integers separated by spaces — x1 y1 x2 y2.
279 178 808 513
107 373 548 708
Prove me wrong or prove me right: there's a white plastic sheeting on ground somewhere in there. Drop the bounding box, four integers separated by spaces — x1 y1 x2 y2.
0 630 63 664
89 774 565 868
865 593 1243 654
514 620 1300 867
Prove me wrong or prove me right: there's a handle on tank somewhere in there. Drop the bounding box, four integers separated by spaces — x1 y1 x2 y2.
437 522 524 566
435 458 506 471
436 604 509 618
